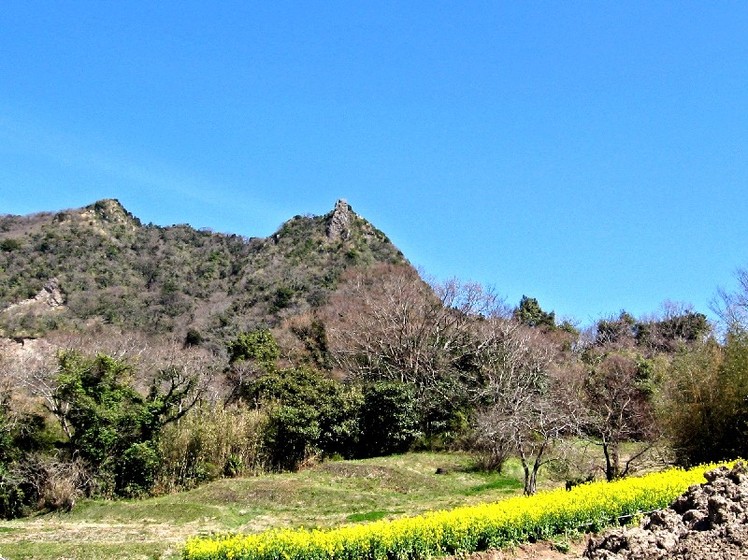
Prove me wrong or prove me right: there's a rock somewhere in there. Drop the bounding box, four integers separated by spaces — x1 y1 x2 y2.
326 199 352 241
1 277 65 314
585 462 748 560
37 278 65 308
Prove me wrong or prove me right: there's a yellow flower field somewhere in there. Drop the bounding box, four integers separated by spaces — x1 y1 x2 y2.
183 462 730 560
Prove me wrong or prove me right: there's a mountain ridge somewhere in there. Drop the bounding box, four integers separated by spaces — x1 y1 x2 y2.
0 198 408 342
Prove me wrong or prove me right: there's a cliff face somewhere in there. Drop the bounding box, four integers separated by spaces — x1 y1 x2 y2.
326 199 352 241
0 199 408 340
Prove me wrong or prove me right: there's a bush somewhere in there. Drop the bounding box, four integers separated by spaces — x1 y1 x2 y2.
358 382 420 458
661 334 748 465
0 238 22 252
228 329 279 369
158 405 267 491
0 464 25 519
117 442 161 497
264 404 321 471
33 457 88 512
249 368 363 470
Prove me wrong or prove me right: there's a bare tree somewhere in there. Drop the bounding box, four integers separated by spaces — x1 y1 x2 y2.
473 319 580 495
0 339 71 437
581 352 659 481
135 336 223 410
713 267 748 335
324 264 504 394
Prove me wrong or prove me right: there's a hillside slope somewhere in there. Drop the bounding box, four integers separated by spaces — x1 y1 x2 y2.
0 199 406 341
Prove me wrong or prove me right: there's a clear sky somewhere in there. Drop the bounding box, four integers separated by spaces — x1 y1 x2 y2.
1 1 747 325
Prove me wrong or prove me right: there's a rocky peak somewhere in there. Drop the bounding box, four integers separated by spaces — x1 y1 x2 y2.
326 199 352 241
84 199 140 227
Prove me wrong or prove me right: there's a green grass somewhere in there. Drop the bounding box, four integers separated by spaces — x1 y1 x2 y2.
462 476 523 496
346 511 395 523
0 452 527 560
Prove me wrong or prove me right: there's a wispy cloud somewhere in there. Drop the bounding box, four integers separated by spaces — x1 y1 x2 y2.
0 108 282 230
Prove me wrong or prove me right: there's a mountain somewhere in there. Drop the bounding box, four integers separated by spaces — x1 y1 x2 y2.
0 199 407 341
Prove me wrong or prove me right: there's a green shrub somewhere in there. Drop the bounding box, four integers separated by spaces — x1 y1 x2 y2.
358 382 420 458
250 368 363 470
264 404 321 471
117 442 161 497
0 238 22 252
228 329 279 368
0 465 25 519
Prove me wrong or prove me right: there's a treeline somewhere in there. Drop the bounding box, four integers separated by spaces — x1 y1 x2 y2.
2 263 748 519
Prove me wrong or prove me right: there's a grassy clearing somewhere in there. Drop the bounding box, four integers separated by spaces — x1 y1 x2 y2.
0 452 525 560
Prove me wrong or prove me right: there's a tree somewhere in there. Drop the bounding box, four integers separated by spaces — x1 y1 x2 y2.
713 266 748 334
53 350 201 496
324 264 503 441
226 329 280 403
472 319 579 495
513 296 556 330
595 311 637 347
635 303 710 352
581 352 659 480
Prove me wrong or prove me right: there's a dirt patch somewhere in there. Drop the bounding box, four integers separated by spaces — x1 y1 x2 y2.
0 520 191 544
456 539 586 560
585 462 748 559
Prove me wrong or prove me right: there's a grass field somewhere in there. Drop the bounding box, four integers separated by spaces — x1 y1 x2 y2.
0 452 528 560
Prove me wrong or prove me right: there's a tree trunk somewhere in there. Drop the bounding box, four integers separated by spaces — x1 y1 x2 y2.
603 440 620 481
519 448 541 496
525 465 539 496
519 449 532 496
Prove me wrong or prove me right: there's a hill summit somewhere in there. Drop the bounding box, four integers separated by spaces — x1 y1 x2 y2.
0 199 407 340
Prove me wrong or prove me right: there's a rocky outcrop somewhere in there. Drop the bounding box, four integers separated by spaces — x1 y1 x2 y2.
326 199 352 241
84 198 140 227
585 462 748 560
36 278 65 308
2 278 65 313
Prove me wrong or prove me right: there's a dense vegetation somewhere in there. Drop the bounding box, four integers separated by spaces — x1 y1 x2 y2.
0 198 404 340
1 199 747 525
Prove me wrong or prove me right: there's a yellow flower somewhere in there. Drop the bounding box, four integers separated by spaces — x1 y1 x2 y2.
183 461 735 560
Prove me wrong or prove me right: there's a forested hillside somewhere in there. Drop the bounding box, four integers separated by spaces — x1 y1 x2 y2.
0 198 404 340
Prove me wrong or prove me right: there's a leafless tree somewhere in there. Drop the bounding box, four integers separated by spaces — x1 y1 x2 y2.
135 335 224 409
324 264 504 394
713 267 748 335
581 351 660 481
473 319 581 495
0 339 72 437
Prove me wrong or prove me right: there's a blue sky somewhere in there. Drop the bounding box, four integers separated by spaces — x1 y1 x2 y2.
1 2 747 325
